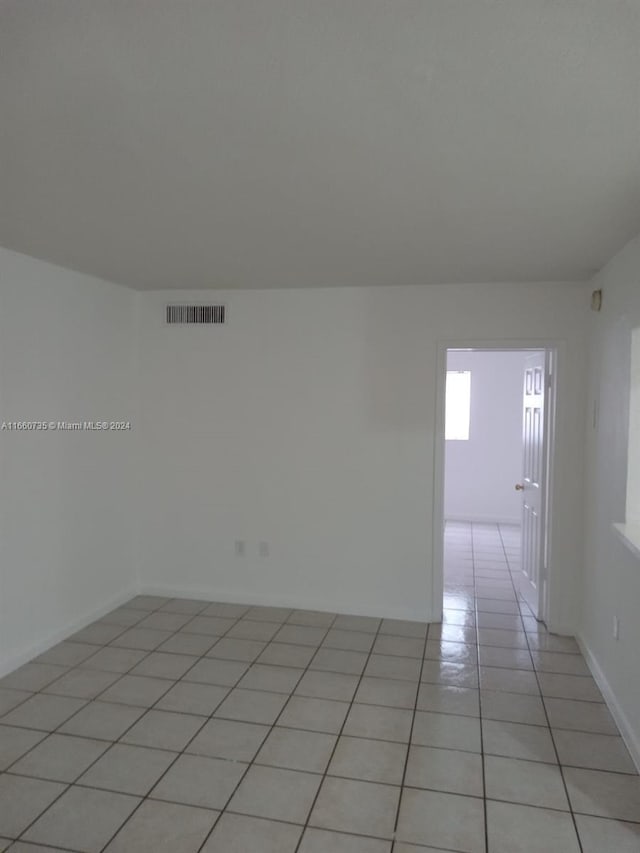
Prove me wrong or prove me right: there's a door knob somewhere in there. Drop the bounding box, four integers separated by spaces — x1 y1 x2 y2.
515 483 525 491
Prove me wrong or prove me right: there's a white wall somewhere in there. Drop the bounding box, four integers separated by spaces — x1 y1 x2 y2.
445 350 529 524
0 248 138 676
138 283 589 628
581 232 640 767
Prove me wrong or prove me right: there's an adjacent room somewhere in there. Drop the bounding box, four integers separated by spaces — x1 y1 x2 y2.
1 2 640 852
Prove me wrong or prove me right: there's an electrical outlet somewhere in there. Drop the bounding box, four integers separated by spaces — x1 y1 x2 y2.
234 540 245 557
259 541 269 558
613 615 620 641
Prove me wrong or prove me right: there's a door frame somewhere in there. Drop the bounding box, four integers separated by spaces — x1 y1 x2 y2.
432 339 561 625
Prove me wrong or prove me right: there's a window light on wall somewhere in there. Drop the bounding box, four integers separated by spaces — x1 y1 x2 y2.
625 327 640 522
445 370 471 441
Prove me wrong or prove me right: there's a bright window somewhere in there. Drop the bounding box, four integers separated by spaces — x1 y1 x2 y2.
445 370 471 440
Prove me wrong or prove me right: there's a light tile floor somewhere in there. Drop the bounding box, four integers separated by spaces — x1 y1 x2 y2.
0 522 638 851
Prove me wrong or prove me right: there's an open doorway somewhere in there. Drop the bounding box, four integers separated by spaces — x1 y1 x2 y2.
435 346 557 626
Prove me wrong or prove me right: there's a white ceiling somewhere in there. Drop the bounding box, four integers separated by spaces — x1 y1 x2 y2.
1 0 639 290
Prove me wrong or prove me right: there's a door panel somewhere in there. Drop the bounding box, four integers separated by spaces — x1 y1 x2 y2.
519 352 548 619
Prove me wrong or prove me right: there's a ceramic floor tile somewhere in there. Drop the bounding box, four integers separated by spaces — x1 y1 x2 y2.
563 766 640 821
59 701 145 741
43 668 121 699
343 704 413 742
201 812 302 852
22 785 140 852
244 606 292 623
99 675 172 708
155 682 229 715
380 619 428 639
277 696 350 734
484 755 569 809
354 677 418 710
80 647 148 673
364 654 422 682
256 726 336 773
257 643 316 668
416 684 479 717
328 736 407 785
299 827 391 852
412 711 482 753
151 753 246 809
405 745 483 797
552 729 637 773
35 642 98 668
137 613 192 632
287 610 336 628
0 774 66 838
160 598 210 615
229 764 321 823
0 725 46 770
206 638 267 662
226 621 280 642
78 743 177 795
186 718 269 761
332 615 381 634
309 776 399 838
177 657 244 688
237 664 304 694
120 709 205 751
372 635 424 658
202 603 250 618
481 719 557 763
0 688 33 716
575 814 640 853
110 628 173 651
104 800 217 853
537 672 603 702
480 690 547 726
322 629 376 653
396 787 485 853
486 800 580 853
181 616 237 637
9 733 108 782
310 648 369 675
531 651 591 676
129 652 198 680
544 697 618 734
214 688 288 725
101 606 149 627
158 633 216 657
421 660 479 689
272 625 326 646
0 664 69 693
1 694 87 731
295 671 360 702
479 666 540 696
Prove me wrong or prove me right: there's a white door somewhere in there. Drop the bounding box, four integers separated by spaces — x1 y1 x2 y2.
517 351 549 620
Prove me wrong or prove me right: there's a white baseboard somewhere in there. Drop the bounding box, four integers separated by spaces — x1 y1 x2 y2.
139 582 438 624
578 633 640 774
0 585 139 679
445 514 521 526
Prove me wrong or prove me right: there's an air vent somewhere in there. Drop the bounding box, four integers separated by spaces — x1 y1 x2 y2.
166 305 226 325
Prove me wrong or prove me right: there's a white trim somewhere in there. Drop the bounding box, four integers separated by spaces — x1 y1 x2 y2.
578 633 640 774
0 585 139 679
139 583 438 624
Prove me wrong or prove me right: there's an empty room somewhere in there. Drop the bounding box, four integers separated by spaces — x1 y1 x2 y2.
1 2 640 852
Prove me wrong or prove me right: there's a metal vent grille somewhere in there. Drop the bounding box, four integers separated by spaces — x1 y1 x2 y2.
166 305 226 325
